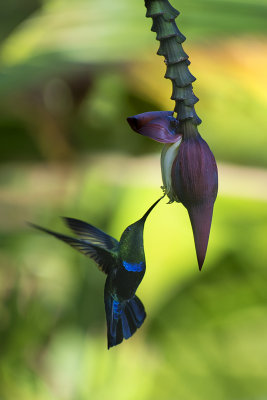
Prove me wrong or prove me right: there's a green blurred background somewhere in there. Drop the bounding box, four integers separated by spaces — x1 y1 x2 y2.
1 0 267 399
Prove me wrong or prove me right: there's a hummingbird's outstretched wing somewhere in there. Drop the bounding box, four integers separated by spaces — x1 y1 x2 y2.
62 217 119 251
29 223 116 274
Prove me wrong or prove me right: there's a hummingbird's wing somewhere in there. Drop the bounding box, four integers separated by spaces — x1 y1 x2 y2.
29 223 116 275
62 217 119 251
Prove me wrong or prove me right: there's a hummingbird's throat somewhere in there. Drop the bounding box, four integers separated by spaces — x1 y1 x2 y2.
122 261 144 272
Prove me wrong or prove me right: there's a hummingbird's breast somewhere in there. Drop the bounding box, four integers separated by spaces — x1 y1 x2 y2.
112 260 146 301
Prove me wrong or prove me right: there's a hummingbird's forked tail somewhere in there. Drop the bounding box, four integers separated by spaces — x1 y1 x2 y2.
104 293 146 349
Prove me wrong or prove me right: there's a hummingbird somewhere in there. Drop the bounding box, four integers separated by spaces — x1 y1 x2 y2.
29 196 163 349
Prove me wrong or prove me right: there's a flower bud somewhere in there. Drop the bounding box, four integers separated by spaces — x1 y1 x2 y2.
127 111 218 270
171 135 218 270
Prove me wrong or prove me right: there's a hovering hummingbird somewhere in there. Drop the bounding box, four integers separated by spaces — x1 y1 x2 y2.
30 196 163 349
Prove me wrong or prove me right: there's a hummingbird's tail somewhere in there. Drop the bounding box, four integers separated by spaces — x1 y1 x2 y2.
104 293 146 349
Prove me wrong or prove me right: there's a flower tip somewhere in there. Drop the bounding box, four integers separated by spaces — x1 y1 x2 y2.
127 111 181 143
126 116 139 132
188 205 214 271
198 257 204 272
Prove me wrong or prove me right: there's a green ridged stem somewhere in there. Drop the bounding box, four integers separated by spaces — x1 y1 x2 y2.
145 0 201 138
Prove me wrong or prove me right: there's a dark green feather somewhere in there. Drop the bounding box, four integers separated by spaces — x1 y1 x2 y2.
29 223 116 274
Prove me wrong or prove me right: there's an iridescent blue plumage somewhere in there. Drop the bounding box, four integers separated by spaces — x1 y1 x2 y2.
122 261 144 272
29 196 163 349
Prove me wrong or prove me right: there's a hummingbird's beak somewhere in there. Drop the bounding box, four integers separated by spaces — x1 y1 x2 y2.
141 194 165 222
